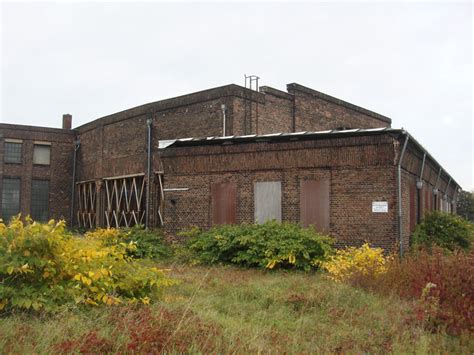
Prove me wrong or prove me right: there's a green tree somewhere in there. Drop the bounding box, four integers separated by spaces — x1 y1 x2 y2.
456 190 474 222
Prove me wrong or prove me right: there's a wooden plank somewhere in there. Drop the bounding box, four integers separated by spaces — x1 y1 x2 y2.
300 180 330 233
211 183 237 225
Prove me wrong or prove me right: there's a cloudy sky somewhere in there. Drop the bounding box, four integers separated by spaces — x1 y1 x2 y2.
1 1 472 189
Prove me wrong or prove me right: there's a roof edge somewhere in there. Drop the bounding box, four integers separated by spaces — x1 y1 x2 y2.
75 84 265 133
0 123 75 135
286 83 392 124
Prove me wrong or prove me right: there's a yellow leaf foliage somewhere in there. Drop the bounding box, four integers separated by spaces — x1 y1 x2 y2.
0 216 175 313
323 243 389 282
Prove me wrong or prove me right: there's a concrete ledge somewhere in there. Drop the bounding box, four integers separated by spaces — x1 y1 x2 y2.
287 83 392 124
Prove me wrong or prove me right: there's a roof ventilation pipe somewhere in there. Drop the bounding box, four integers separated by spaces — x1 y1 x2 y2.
221 104 227 136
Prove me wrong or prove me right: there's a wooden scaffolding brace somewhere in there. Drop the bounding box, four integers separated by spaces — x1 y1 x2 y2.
104 173 146 228
76 180 97 229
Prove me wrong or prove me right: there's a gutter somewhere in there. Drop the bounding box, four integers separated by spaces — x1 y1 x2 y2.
70 139 81 227
397 132 410 257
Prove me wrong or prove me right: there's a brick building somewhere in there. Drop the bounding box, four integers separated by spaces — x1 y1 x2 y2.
0 82 460 252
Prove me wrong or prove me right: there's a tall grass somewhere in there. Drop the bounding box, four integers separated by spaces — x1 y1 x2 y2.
0 265 471 353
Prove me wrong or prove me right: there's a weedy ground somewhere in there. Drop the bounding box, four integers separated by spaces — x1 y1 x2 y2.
0 265 472 354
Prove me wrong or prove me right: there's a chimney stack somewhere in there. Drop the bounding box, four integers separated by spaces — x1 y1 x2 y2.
62 114 72 130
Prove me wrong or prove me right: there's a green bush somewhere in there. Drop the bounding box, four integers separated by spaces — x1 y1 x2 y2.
121 226 171 260
85 226 171 260
179 221 334 271
411 211 474 251
0 217 175 313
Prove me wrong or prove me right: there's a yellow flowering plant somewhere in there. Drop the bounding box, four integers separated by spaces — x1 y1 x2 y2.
323 243 388 282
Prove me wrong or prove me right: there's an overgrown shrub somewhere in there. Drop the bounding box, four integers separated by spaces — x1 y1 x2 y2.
0 217 175 313
86 226 170 260
179 221 334 271
124 226 171 259
380 248 474 335
323 243 389 283
411 211 474 251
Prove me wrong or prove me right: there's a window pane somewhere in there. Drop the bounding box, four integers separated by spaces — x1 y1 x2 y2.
254 181 281 224
33 145 51 165
4 142 22 163
2 178 21 221
31 180 49 222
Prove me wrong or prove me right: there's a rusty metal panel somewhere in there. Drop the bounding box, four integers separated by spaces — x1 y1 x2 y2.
254 181 281 224
300 180 330 233
211 183 237 225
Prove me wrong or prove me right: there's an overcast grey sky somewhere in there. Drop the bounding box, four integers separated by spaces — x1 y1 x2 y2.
1 1 472 189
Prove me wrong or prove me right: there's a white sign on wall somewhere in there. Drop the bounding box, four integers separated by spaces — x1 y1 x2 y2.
372 201 388 213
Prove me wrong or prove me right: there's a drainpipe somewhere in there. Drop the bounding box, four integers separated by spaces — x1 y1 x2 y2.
221 104 227 136
70 139 81 227
433 167 442 210
397 132 410 258
416 152 426 223
145 118 152 229
444 177 452 212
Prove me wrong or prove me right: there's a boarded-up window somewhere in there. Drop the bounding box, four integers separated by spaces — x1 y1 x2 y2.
409 184 416 232
33 144 51 165
2 178 20 221
254 181 281 224
211 183 237 225
31 180 49 222
300 180 330 233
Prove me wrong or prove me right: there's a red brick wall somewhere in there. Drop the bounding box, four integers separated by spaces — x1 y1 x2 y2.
287 83 392 132
159 133 399 250
0 124 74 223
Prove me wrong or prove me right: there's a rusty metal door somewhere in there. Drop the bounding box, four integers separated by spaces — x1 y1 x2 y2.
300 180 330 233
211 183 237 225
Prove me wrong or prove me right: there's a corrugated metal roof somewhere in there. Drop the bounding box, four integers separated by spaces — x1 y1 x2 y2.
158 127 397 149
157 127 461 191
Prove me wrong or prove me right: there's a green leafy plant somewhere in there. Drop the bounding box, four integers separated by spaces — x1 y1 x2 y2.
122 226 171 260
0 216 175 313
411 211 474 251
179 221 334 271
85 226 171 260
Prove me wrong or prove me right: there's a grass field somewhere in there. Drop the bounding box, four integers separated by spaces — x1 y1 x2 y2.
0 264 471 354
